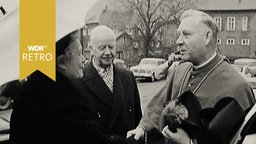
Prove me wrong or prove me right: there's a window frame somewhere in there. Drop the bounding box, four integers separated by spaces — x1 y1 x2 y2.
124 51 129 58
241 39 250 45
227 17 236 31
217 38 222 45
214 17 222 31
242 17 248 31
227 38 235 45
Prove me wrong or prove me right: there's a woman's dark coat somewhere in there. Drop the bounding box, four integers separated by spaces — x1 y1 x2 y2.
10 70 122 144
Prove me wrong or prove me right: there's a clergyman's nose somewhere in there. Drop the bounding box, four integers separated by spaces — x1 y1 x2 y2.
176 35 183 45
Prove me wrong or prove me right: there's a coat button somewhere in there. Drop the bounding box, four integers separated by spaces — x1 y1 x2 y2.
188 83 192 88
97 112 101 118
191 75 195 79
128 107 133 112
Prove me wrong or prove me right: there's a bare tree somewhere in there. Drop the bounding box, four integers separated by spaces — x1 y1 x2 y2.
121 0 197 57
123 0 166 57
162 0 198 25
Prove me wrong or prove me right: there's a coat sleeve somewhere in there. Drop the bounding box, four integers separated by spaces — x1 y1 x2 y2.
155 62 169 80
138 85 167 131
138 68 177 131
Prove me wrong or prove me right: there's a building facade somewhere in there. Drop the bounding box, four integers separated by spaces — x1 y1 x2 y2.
84 0 256 65
197 0 256 61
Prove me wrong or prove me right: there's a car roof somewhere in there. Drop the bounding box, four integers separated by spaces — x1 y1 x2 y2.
234 58 256 66
114 58 125 63
141 58 166 61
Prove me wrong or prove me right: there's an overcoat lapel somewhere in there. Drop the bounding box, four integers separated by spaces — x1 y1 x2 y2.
82 63 113 107
109 66 126 130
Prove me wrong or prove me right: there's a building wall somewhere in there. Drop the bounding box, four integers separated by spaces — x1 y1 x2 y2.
116 32 142 66
82 23 100 60
206 10 256 60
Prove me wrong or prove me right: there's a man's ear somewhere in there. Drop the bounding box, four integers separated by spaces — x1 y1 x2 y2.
57 63 67 70
89 45 94 55
205 30 212 45
89 45 93 50
57 56 67 70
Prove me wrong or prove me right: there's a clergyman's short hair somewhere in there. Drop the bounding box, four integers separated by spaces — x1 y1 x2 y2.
180 9 218 41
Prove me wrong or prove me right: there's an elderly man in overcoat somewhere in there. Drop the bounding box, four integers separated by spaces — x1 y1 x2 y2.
75 25 142 138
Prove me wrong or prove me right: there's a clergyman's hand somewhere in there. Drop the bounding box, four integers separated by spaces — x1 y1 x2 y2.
162 126 190 144
126 127 145 140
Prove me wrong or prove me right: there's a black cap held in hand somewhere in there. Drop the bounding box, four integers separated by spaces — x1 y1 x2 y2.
56 34 71 57
178 90 202 138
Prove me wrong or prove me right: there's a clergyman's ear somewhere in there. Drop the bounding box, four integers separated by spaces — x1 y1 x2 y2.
205 30 212 45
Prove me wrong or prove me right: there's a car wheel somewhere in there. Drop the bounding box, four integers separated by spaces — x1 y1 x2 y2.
0 95 12 110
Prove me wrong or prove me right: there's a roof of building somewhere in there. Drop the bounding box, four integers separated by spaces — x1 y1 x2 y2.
115 32 125 39
85 0 139 28
86 15 98 24
85 0 109 23
196 0 256 10
115 31 132 40
99 10 137 29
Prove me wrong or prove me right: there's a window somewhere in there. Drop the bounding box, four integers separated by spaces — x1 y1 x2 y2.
124 51 129 58
242 17 248 31
123 37 126 42
217 38 222 45
170 38 174 44
156 42 160 48
227 17 235 31
113 29 119 33
133 41 138 49
127 29 132 35
241 39 250 45
214 17 222 31
227 38 235 45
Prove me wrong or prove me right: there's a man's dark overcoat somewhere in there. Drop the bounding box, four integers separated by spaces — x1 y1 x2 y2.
75 62 142 137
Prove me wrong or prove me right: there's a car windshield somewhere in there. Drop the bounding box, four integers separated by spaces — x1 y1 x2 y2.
140 59 157 65
231 64 242 72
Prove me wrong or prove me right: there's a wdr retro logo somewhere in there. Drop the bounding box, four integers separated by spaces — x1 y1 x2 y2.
22 45 53 61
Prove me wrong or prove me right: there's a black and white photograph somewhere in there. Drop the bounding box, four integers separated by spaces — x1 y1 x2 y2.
1 0 256 144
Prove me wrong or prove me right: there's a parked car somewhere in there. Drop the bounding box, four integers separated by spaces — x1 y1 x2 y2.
231 64 251 77
113 58 129 70
0 117 9 143
130 58 166 82
231 64 256 90
233 58 256 77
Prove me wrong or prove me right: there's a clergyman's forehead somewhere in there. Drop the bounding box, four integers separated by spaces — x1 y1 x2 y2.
178 16 207 33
